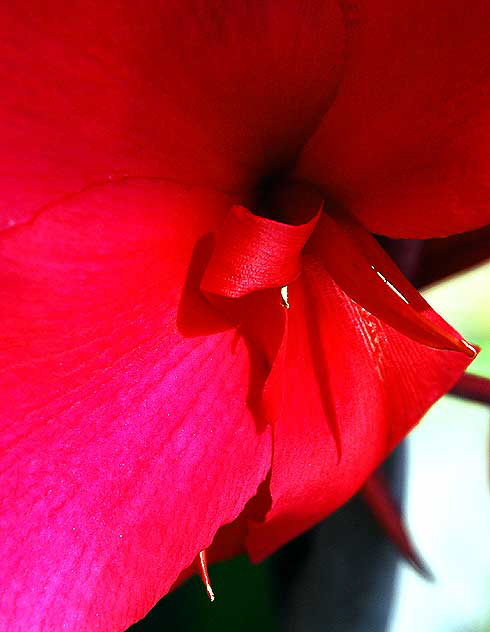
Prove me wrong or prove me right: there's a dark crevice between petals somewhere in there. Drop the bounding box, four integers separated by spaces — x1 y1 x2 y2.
253 173 324 225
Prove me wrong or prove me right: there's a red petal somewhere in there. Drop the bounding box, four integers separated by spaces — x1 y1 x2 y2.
308 209 476 357
297 0 490 237
201 204 320 298
0 1 344 230
247 258 471 560
0 181 272 631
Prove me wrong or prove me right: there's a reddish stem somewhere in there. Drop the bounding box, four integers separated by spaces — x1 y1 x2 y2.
450 373 490 405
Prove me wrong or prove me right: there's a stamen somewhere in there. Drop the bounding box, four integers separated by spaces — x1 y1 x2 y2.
196 550 215 602
280 285 290 309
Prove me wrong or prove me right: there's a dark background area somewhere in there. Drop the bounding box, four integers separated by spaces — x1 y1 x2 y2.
128 449 404 632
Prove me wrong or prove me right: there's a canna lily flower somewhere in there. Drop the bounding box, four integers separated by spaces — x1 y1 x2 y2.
1 2 489 630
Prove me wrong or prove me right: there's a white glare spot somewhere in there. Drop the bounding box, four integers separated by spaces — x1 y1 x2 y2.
460 338 478 358
371 265 409 304
280 285 290 309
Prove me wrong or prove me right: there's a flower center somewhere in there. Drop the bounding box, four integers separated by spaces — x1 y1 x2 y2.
254 174 324 226
201 179 323 299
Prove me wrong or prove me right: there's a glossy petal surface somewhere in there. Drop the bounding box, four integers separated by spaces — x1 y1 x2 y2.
0 181 272 631
298 0 490 237
309 210 476 356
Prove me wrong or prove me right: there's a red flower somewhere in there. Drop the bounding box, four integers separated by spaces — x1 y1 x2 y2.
1 2 489 630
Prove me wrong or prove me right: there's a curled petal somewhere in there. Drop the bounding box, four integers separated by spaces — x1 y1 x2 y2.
202 204 320 298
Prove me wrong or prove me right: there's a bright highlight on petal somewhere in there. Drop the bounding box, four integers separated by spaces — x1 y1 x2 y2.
280 286 290 310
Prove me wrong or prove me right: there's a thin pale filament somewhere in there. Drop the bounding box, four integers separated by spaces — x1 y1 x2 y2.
197 550 215 602
280 285 290 309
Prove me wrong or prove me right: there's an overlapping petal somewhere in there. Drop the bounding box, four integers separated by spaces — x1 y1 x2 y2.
0 1 344 231
247 253 471 559
297 0 490 237
199 203 473 561
0 181 272 631
309 209 476 356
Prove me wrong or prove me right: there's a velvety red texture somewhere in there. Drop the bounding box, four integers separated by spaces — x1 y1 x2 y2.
0 181 272 630
247 259 469 557
199 201 471 563
0 1 487 630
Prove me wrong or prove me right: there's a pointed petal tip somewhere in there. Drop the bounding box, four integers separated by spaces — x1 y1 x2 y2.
458 338 479 359
436 331 478 358
362 472 434 583
409 555 435 583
